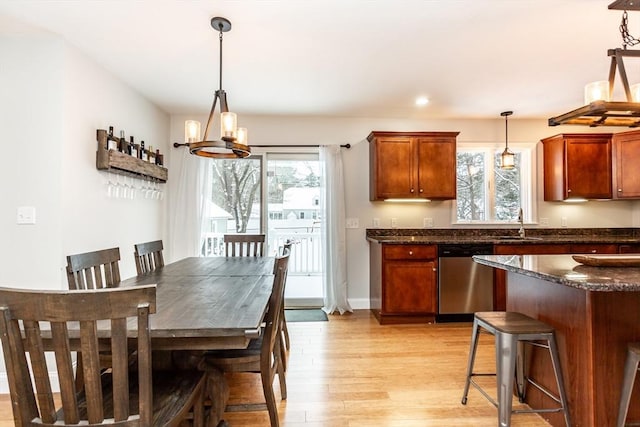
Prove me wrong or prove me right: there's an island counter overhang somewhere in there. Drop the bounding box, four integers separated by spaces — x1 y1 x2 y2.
473 254 640 427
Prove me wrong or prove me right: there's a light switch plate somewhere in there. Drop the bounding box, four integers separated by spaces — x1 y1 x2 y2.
17 206 36 225
372 218 380 228
561 217 568 227
423 217 433 228
391 218 398 228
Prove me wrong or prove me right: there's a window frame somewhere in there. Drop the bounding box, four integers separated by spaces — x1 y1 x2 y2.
453 141 537 225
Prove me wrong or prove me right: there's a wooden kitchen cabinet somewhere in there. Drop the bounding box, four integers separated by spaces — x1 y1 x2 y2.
542 133 612 201
613 130 640 199
367 131 458 201
369 243 437 324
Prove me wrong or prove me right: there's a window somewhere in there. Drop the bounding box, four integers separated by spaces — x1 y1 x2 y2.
456 143 535 223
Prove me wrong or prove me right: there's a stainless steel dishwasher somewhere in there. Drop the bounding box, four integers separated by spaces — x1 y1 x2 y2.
437 243 494 322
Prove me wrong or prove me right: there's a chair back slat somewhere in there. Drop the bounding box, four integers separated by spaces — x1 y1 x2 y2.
66 248 121 290
134 240 164 275
0 285 156 427
224 234 266 257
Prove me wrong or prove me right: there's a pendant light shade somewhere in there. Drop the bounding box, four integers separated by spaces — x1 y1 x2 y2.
500 111 515 170
174 17 251 159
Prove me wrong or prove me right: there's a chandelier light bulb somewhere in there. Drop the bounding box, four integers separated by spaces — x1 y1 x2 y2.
184 120 201 143
584 81 610 104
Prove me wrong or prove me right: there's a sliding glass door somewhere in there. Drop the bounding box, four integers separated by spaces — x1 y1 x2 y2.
266 153 323 307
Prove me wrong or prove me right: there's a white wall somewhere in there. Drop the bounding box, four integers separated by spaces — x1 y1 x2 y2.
0 32 169 290
169 114 640 309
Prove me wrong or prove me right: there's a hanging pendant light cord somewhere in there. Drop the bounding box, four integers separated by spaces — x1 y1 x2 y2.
504 114 508 150
218 27 224 91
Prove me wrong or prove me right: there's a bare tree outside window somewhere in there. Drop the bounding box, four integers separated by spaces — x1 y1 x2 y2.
494 152 521 221
457 149 524 222
210 158 261 233
457 152 486 221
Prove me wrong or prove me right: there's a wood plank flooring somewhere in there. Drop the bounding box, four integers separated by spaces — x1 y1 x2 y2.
220 310 550 426
0 310 551 426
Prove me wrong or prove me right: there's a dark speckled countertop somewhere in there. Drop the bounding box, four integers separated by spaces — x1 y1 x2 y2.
473 254 640 292
365 228 640 245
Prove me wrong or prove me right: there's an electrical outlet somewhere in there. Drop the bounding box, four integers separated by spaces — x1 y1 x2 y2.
345 218 359 229
372 218 380 228
391 218 398 228
423 217 433 228
561 217 568 227
540 217 549 226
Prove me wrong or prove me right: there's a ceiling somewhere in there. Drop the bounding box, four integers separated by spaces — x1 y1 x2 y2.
1 0 637 120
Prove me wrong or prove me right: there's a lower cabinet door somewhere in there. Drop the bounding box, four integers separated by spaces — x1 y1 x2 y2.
383 260 436 314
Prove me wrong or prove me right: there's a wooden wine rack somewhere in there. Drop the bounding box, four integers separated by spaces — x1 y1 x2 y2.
96 129 168 182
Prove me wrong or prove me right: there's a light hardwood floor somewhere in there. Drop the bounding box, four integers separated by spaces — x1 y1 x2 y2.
0 310 551 426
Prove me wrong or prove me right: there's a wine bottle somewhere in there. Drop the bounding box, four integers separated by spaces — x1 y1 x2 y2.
148 145 155 163
155 149 161 165
119 130 127 152
141 141 147 161
130 136 138 158
107 126 117 151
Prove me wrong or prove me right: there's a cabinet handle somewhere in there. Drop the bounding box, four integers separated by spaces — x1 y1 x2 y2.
432 267 436 272
419 188 423 193
591 249 597 253
410 188 415 193
568 189 572 193
619 188 623 192
408 250 413 256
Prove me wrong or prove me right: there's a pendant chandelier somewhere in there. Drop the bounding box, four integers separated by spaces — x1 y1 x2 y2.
548 1 640 127
500 111 515 170
174 17 250 158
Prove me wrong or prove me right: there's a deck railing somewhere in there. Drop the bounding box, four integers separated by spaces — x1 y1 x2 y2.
201 230 322 275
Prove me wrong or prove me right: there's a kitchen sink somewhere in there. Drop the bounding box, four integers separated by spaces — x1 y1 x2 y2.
495 236 543 241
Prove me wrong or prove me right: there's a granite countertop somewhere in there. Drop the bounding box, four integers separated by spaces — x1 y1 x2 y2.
473 254 640 292
365 228 640 245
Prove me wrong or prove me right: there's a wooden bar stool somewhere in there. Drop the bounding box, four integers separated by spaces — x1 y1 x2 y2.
617 342 640 427
461 311 571 427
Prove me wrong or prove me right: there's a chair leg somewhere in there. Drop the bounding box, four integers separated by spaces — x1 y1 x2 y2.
547 333 571 427
496 332 517 427
617 346 640 427
260 364 280 427
516 340 526 402
461 318 480 405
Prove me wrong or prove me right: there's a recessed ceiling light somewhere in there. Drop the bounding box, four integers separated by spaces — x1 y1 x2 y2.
415 96 429 106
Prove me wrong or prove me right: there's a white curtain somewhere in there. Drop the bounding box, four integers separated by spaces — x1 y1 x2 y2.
320 145 352 315
167 148 210 262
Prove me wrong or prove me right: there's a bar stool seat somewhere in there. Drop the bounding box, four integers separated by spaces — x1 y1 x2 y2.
617 342 640 427
461 311 571 427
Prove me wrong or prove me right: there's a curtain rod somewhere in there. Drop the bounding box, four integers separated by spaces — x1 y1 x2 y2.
173 142 350 149
251 144 351 149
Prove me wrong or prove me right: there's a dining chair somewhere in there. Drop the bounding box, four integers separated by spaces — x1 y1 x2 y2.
199 249 290 427
224 234 266 257
65 247 121 290
0 285 206 427
134 240 165 275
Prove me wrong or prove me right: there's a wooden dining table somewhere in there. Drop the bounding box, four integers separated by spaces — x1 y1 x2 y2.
118 256 276 350
121 255 276 427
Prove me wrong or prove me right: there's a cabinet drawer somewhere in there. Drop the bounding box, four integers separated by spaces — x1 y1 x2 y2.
383 244 436 260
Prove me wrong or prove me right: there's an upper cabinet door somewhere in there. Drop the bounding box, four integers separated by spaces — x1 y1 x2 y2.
369 135 416 200
542 133 612 201
368 131 459 201
613 130 640 199
416 136 457 199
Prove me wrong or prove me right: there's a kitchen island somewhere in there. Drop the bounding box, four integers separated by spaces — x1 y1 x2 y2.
473 254 640 427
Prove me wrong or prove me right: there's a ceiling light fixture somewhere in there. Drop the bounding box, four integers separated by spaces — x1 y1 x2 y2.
500 111 515 170
174 17 250 158
548 2 640 127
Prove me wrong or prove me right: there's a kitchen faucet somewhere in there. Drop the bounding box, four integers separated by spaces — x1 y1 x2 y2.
518 208 525 238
